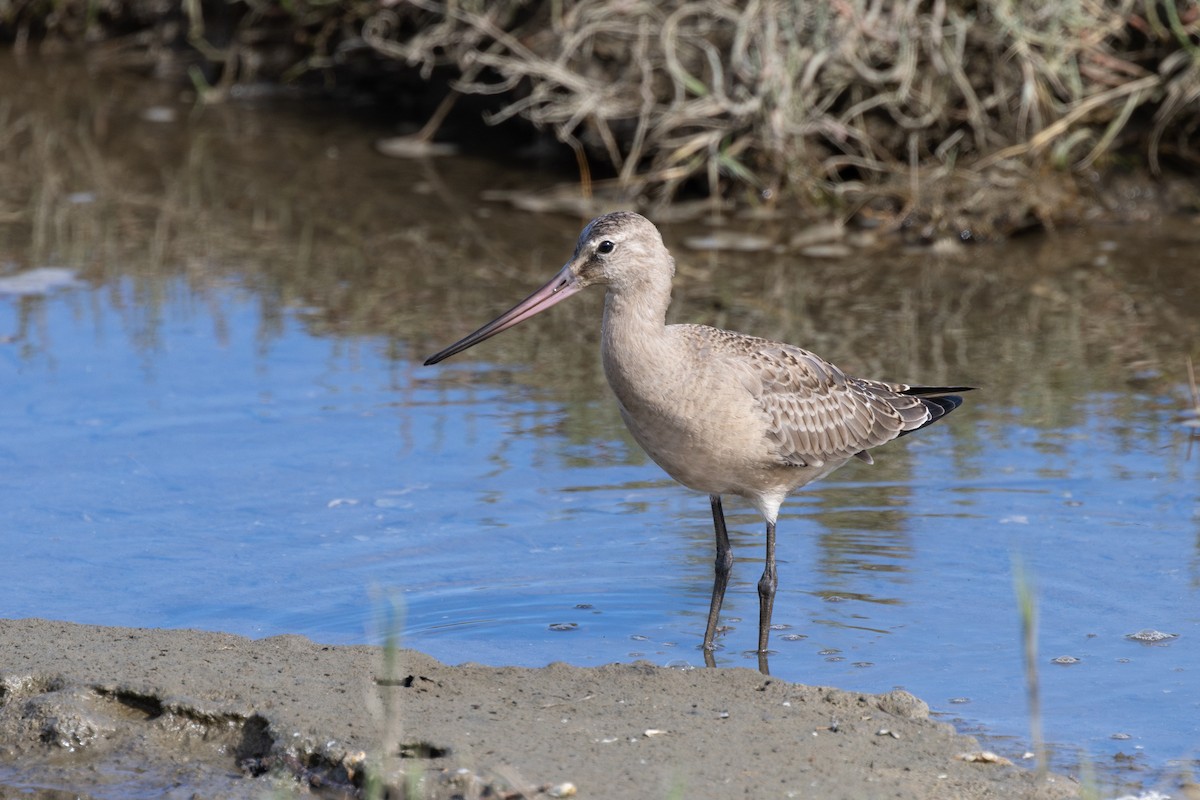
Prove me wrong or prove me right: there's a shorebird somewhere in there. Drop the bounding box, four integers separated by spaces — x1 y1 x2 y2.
425 211 970 663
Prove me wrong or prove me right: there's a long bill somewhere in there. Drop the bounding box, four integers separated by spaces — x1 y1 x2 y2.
424 263 583 365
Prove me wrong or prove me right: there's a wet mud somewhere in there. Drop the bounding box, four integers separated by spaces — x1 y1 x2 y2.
0 619 1079 799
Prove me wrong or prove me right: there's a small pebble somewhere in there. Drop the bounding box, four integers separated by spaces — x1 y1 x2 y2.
956 751 1014 765
1125 629 1178 643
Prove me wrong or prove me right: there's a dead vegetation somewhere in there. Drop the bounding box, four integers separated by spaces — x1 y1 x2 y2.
2 0 1199 234
361 0 1200 234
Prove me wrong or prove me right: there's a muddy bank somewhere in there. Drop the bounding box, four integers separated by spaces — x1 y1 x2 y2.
0 618 1078 799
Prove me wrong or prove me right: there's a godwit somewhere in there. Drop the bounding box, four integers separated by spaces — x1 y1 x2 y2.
425 211 970 663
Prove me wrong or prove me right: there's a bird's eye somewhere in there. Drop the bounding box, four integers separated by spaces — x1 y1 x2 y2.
596 240 615 255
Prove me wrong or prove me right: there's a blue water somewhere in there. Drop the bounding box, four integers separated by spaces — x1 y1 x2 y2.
2 265 1196 791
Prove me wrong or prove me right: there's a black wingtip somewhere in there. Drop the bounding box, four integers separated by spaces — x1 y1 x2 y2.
901 385 977 396
898 386 974 434
923 394 964 420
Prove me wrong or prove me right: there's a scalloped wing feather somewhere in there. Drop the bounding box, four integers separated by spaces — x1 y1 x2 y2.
724 339 933 468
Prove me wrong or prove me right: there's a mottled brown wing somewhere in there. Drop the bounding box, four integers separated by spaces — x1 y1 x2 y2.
730 341 932 468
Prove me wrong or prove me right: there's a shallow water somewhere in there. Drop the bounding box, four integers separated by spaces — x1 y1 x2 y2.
2 53 1198 793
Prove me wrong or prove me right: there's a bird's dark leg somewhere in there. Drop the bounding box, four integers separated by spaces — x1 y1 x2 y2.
757 519 778 656
703 494 733 654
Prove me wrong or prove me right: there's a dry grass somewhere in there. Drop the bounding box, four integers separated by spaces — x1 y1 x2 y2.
359 0 1200 232
3 0 1199 233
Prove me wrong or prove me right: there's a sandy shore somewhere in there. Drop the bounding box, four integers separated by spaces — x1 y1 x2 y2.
0 618 1078 799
